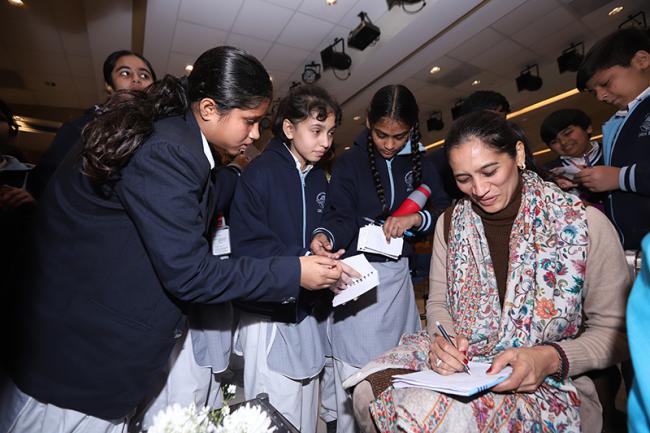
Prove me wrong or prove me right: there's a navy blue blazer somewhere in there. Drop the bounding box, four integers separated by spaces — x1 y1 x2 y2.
9 113 301 420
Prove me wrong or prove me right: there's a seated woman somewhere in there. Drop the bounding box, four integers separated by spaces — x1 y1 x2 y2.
346 111 630 433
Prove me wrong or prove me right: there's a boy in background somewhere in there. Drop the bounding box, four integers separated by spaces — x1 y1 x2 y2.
576 27 650 251
540 108 606 209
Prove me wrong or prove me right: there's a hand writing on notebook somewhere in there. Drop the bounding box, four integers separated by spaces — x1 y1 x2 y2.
382 213 421 241
310 233 345 259
488 346 562 393
429 334 469 375
330 261 362 295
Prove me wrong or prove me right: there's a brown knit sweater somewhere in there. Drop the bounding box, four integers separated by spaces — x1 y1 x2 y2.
443 181 522 305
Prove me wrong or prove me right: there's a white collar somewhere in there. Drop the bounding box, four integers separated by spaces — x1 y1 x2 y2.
200 131 215 169
617 84 650 116
283 142 313 175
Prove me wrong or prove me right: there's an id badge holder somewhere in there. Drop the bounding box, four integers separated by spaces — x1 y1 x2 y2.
211 216 231 258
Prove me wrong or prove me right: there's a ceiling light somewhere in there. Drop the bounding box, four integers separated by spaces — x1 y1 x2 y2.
516 64 543 92
302 61 321 84
8 0 24 6
471 80 480 86
269 76 273 81
185 64 193 73
608 6 623 16
326 0 337 5
348 12 380 51
344 146 351 150
557 42 584 73
321 37 352 71
426 111 444 131
429 66 441 74
353 115 361 121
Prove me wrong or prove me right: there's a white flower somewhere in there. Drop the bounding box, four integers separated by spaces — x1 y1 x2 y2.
149 403 216 433
215 403 276 433
226 384 237 395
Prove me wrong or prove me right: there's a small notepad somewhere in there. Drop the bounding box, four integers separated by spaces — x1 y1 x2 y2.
332 254 379 307
357 224 403 260
391 362 512 397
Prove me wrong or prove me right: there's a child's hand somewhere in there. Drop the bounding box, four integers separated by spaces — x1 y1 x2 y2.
574 166 620 192
554 176 578 190
382 214 421 240
310 233 344 259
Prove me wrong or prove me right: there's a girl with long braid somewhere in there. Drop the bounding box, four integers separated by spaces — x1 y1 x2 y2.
310 84 449 432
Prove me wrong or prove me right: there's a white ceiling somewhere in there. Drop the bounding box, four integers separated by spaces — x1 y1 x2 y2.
0 0 647 155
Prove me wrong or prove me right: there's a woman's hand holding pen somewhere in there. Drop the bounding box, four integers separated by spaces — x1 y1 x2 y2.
429 334 469 375
383 213 421 241
489 346 561 393
310 233 345 259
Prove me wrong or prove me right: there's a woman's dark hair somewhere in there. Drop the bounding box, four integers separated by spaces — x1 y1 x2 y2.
272 84 342 142
102 50 157 87
82 46 272 188
445 110 547 179
366 84 421 211
540 109 592 144
577 27 650 91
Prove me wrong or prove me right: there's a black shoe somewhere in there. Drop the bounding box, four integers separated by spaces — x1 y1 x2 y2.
326 420 337 433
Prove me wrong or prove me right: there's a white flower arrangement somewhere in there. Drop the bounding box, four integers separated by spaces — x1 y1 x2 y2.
147 385 275 433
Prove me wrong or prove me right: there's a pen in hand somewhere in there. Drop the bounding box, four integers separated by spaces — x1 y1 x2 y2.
436 320 471 375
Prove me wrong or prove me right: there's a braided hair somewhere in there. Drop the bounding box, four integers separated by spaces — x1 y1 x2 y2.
366 85 422 212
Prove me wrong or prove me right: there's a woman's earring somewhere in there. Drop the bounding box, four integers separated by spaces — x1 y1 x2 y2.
519 162 526 171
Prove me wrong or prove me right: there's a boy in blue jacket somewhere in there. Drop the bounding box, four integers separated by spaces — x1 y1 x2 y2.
576 27 650 250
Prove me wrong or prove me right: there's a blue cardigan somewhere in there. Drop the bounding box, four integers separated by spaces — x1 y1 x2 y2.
230 138 330 322
317 129 449 261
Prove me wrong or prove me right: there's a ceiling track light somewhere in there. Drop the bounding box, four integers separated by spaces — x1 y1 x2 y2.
516 64 543 92
386 0 426 14
450 99 465 120
618 11 647 30
426 111 444 131
301 61 321 84
557 42 584 74
348 11 380 51
320 37 352 80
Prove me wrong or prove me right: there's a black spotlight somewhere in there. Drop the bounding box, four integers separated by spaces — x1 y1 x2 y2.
386 0 426 13
301 62 321 84
450 99 465 120
516 64 543 92
321 38 352 71
426 111 444 131
557 42 584 73
348 12 380 50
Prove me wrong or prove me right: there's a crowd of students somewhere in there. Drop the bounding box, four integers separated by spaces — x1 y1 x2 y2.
0 26 649 433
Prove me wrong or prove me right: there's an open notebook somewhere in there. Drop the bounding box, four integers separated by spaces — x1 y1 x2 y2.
357 224 403 260
332 254 379 307
392 362 512 397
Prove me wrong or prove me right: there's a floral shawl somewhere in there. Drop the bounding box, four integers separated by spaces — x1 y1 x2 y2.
347 172 589 433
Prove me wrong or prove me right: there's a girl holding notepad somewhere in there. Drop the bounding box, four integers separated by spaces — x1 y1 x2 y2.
310 84 448 432
229 84 346 433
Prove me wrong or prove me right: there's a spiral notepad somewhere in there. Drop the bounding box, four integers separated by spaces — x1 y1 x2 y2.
332 254 379 307
392 362 512 396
